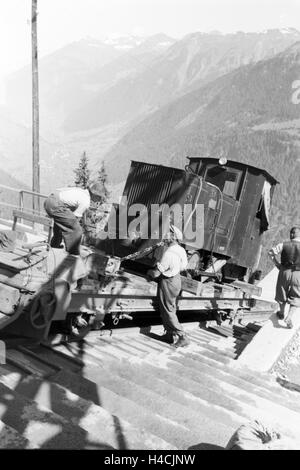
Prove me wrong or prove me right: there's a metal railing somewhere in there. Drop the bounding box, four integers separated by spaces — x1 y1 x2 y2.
19 189 48 214
0 184 48 226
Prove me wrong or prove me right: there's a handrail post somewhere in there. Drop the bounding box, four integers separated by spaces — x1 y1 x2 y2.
32 0 40 215
19 191 24 211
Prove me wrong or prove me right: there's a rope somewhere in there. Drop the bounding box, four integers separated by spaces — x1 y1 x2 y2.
120 240 166 261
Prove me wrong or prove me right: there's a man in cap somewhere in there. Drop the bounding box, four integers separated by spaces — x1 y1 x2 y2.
268 226 300 328
147 225 190 348
44 182 103 255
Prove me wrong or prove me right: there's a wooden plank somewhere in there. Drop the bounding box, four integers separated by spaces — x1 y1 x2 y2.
181 276 203 295
231 280 262 297
0 283 20 315
200 259 227 282
0 271 48 292
12 210 53 227
0 249 47 272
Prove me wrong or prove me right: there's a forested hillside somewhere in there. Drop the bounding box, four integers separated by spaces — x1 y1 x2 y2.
104 43 300 273
63 29 300 133
3 30 300 194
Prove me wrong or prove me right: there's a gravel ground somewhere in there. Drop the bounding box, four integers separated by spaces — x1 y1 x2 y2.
271 329 300 389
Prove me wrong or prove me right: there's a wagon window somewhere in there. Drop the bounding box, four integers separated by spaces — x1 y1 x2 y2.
205 165 242 199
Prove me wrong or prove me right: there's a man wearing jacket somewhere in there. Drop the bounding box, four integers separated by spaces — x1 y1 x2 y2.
268 226 300 328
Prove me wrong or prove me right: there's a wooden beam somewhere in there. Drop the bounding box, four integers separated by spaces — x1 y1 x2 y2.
231 280 262 297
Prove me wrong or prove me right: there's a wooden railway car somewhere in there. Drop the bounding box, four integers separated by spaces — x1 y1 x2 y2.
100 157 278 282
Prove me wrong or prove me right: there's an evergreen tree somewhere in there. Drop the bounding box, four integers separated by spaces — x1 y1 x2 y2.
73 152 91 244
83 161 110 246
74 152 90 189
96 161 110 204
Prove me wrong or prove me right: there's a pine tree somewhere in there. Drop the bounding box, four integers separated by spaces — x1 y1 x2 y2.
73 152 91 245
97 161 110 204
83 161 110 246
74 152 90 189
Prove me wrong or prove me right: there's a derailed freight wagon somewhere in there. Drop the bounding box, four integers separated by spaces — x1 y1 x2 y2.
100 157 277 282
0 157 278 342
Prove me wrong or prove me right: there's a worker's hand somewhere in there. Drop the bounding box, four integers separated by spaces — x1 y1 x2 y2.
268 250 276 262
268 251 280 269
274 259 281 269
132 236 142 248
80 245 92 257
75 315 88 328
147 269 160 280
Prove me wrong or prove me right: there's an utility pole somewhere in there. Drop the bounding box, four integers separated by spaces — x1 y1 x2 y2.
32 0 40 212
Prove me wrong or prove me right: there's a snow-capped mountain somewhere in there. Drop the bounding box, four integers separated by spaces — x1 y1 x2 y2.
63 28 300 133
2 28 300 194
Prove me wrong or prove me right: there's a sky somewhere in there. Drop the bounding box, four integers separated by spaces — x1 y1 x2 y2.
0 0 300 101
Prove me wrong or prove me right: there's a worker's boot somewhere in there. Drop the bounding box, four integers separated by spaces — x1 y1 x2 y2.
173 334 190 348
70 314 88 337
161 331 176 344
276 304 285 320
213 311 223 325
285 306 295 329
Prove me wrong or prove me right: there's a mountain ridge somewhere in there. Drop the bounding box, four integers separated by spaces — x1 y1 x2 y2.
102 41 300 266
104 40 300 178
62 29 300 132
2 29 300 203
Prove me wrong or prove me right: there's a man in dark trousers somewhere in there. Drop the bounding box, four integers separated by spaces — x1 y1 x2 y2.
148 225 190 348
44 183 102 255
268 226 300 328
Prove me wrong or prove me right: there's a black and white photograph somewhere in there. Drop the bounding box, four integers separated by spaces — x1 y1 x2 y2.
0 0 300 455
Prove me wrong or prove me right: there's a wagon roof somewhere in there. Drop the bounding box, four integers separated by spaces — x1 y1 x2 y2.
187 157 279 185
130 158 279 185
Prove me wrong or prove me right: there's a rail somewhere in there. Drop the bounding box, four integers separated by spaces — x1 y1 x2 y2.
0 184 48 215
19 189 48 213
0 184 49 232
